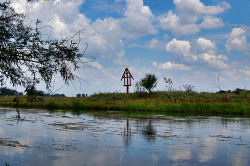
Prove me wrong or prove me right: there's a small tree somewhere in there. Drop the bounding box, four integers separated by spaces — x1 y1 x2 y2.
140 74 157 93
164 77 173 92
183 84 195 92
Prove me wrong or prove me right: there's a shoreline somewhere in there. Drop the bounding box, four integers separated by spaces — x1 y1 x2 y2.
0 91 249 116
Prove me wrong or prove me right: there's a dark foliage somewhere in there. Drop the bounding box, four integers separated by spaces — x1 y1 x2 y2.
0 0 86 96
140 74 157 93
0 87 23 96
44 93 65 97
182 84 195 92
217 88 246 95
76 93 87 97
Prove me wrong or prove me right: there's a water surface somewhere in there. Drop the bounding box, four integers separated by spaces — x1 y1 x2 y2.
0 108 250 166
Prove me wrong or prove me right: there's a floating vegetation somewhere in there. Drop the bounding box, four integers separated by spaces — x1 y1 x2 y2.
49 122 89 131
0 138 30 148
209 135 242 141
49 144 76 151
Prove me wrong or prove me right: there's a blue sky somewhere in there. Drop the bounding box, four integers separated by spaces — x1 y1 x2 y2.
9 0 250 96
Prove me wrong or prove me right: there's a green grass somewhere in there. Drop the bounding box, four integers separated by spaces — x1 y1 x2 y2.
0 91 249 116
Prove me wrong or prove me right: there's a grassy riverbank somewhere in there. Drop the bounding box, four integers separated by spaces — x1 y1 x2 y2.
0 91 249 115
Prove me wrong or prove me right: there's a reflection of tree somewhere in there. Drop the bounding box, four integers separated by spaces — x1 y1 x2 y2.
141 120 156 142
221 118 228 129
123 119 132 147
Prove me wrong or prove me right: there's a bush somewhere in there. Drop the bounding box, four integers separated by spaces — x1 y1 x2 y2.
140 73 157 93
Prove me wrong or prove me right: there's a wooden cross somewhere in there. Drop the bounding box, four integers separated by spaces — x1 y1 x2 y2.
121 68 134 93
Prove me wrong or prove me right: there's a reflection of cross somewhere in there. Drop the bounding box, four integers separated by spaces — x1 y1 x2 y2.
123 119 131 147
121 68 134 93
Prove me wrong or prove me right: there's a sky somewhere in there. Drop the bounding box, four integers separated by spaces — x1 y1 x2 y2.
6 0 250 96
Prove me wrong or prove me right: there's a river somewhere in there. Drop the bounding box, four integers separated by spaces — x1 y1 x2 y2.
0 107 250 166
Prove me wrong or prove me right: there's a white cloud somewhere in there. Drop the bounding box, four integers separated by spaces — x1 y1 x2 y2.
159 11 200 36
199 53 228 69
166 38 191 56
86 17 124 62
146 39 159 49
225 28 248 52
153 61 191 71
121 0 157 38
166 38 198 62
158 0 230 36
200 16 224 29
195 38 230 70
196 38 217 54
174 0 230 16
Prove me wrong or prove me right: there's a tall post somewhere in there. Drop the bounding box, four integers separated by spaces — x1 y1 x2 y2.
126 71 129 93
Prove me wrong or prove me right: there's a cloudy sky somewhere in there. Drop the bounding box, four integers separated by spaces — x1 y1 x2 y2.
9 0 250 96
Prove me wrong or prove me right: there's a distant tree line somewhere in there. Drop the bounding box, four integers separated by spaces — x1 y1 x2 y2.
217 88 247 95
0 87 66 97
28 90 66 97
44 93 66 97
0 87 23 96
76 94 88 98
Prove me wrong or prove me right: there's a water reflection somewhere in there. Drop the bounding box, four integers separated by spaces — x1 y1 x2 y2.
123 119 131 147
141 120 156 142
198 137 217 163
0 108 250 166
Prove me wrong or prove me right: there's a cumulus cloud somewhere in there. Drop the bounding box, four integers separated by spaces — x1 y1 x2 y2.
153 61 191 71
121 0 157 38
174 0 230 16
196 38 217 54
166 38 198 61
225 28 248 52
166 38 191 56
194 38 230 70
199 53 228 69
86 0 156 63
200 16 224 29
158 11 200 36
165 37 228 70
158 0 230 36
86 18 124 61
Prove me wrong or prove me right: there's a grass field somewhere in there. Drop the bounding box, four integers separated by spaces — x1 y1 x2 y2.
0 90 249 116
